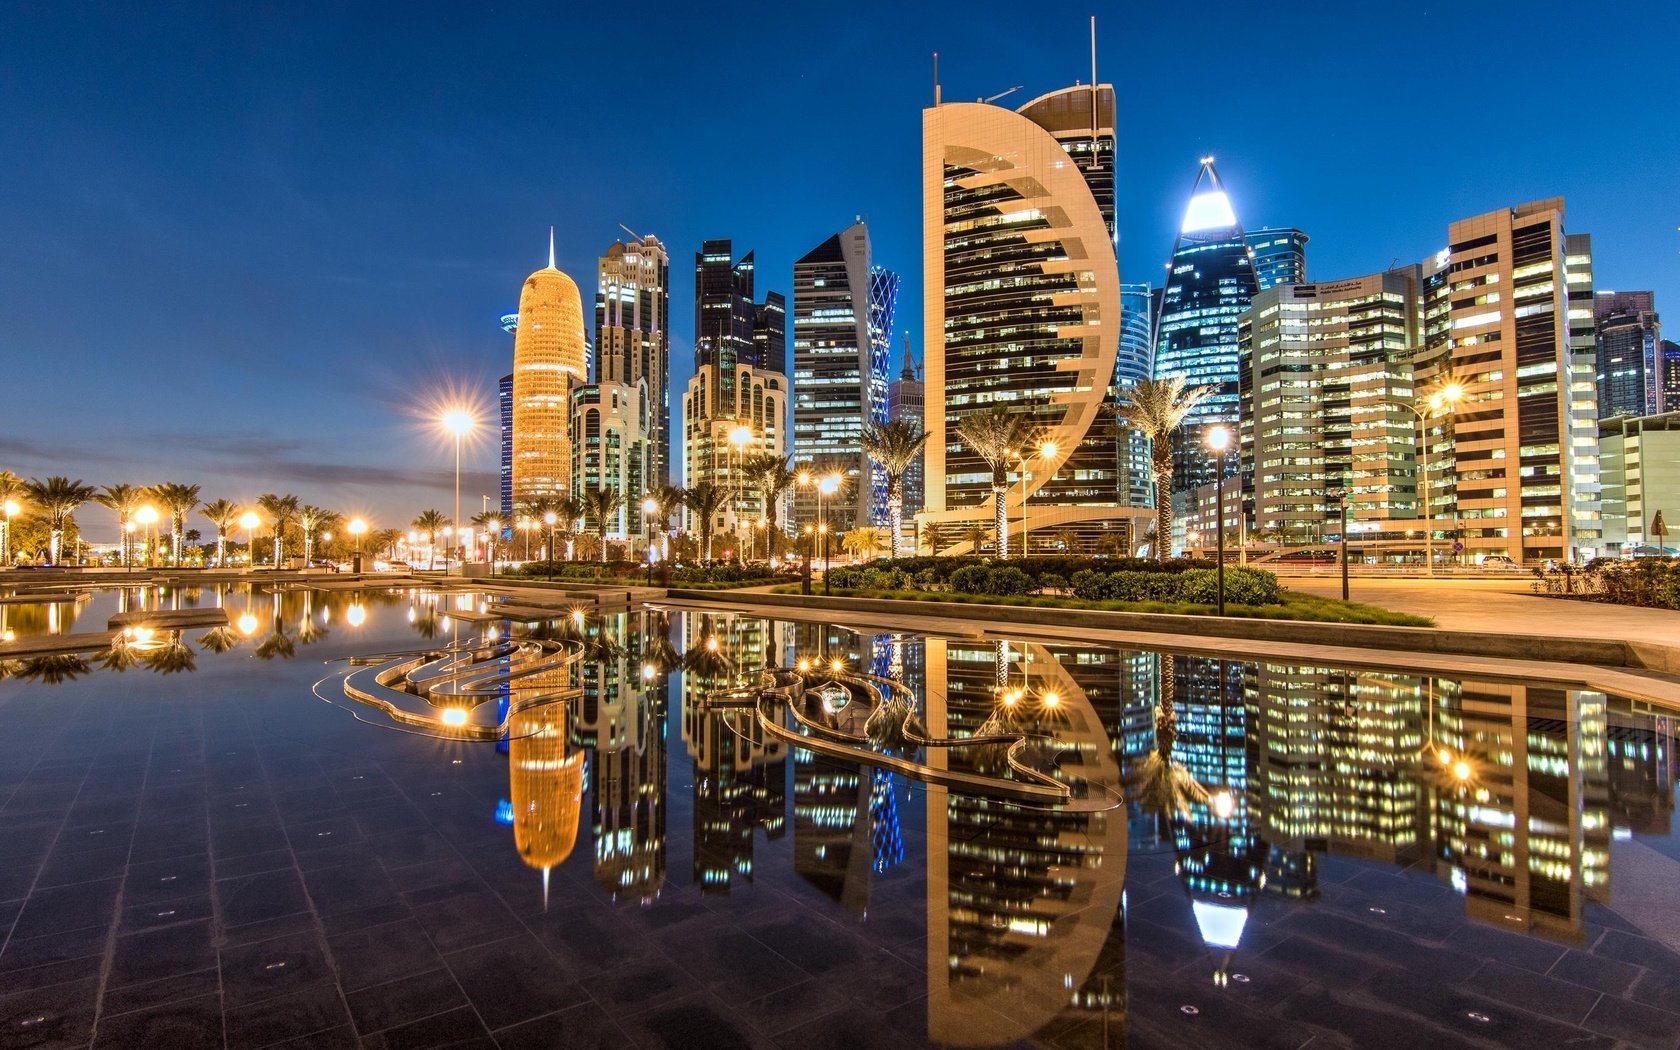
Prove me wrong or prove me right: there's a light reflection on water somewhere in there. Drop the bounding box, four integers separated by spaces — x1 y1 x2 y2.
1 586 1676 1047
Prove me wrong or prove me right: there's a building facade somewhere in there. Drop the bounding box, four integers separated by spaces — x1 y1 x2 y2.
1244 227 1309 291
498 372 513 519
1594 291 1662 420
596 235 671 485
511 233 588 504
1238 272 1420 540
1598 412 1680 552
570 380 651 544
1155 159 1261 495
792 221 897 530
887 344 926 531
682 362 788 555
695 240 786 409
1116 282 1156 509
1414 199 1601 564
922 83 1147 552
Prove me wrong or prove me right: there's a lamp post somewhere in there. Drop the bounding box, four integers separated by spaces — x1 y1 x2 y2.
1389 381 1464 576
801 524 814 596
348 518 366 573
1016 440 1058 557
136 505 159 570
817 473 839 592
485 519 499 577
543 511 558 582
819 522 831 595
442 409 475 566
1206 426 1230 616
240 511 261 569
641 496 658 586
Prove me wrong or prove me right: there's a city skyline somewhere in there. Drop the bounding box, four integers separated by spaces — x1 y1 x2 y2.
4 3 1678 529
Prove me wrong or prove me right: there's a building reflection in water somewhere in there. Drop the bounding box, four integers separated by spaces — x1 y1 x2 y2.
506 650 583 908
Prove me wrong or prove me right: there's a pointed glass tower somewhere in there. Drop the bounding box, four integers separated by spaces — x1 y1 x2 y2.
1154 159 1259 494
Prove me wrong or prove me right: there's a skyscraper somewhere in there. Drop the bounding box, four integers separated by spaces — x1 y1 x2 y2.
1594 291 1662 420
1414 199 1601 563
1154 159 1260 494
887 342 925 530
498 372 513 519
511 231 587 504
1238 272 1420 540
792 221 897 530
1664 340 1680 412
687 240 789 551
922 82 1147 551
1116 283 1155 508
1244 227 1309 290
596 235 671 485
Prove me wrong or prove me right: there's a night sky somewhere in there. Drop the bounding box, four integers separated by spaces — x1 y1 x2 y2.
4 1 1676 537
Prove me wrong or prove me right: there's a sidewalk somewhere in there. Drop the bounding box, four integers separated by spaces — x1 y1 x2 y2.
1284 575 1680 643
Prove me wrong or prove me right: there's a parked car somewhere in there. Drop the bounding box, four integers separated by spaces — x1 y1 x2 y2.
1622 543 1679 560
1479 554 1520 570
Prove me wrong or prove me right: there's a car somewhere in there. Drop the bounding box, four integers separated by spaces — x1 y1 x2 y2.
1622 543 1679 560
1479 554 1520 570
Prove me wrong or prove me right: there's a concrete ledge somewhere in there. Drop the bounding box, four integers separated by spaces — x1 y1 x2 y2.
664 589 1676 673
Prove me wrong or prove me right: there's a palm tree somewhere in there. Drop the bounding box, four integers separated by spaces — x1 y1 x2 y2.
96 483 151 567
470 510 502 562
918 520 942 557
583 488 624 564
1053 528 1081 555
742 455 795 560
370 528 402 561
955 407 1039 559
960 522 989 555
841 527 884 561
152 483 201 567
411 509 448 569
642 484 684 561
0 470 26 565
297 504 331 565
26 477 96 565
860 420 928 560
256 493 300 568
1112 376 1211 563
199 499 240 567
682 482 726 562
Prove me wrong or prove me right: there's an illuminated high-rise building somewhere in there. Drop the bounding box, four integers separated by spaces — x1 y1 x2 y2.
792 221 897 529
511 231 587 503
1244 227 1309 291
887 343 925 529
1117 283 1155 508
1154 159 1260 494
1594 290 1662 420
923 82 1148 551
498 371 513 519
596 235 671 484
1414 199 1601 563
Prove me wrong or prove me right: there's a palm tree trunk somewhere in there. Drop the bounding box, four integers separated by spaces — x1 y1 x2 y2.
887 482 903 561
173 522 184 567
272 528 282 569
992 473 1009 559
1153 443 1173 563
50 526 62 565
599 525 608 564
304 533 314 565
216 531 226 568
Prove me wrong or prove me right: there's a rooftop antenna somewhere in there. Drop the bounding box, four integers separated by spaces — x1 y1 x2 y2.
981 84 1023 104
547 226 556 269
1090 15 1099 156
933 52 940 106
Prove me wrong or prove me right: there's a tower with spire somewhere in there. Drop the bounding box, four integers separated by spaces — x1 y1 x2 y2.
887 335 926 530
511 228 587 504
1153 158 1261 496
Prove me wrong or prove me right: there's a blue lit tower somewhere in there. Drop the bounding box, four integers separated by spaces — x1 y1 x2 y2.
1117 284 1155 508
498 311 518 519
1243 227 1308 291
1154 158 1260 494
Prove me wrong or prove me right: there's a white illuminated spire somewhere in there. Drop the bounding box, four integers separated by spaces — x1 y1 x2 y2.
547 226 556 270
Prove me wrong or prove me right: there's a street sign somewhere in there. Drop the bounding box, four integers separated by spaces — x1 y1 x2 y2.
1653 510 1668 540
1451 541 1463 553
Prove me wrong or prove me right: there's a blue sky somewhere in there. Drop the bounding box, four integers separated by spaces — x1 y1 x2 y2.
3 1 1676 535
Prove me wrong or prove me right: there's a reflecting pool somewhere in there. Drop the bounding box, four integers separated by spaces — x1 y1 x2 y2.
0 584 1676 1049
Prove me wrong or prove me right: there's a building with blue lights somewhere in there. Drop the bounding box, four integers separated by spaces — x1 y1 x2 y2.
1154 159 1260 495
792 221 897 530
1244 227 1309 291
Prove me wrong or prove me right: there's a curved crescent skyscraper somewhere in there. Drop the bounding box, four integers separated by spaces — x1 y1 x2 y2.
512 232 587 503
922 84 1148 551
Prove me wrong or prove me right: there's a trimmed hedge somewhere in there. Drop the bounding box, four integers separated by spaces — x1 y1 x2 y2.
824 555 1283 606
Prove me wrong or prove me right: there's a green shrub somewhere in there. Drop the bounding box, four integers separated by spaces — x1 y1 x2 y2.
948 565 989 593
1036 573 1067 594
981 566 1033 596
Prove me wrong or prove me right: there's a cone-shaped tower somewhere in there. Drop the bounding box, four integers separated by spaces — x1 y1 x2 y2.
511 234 587 502
1153 159 1260 495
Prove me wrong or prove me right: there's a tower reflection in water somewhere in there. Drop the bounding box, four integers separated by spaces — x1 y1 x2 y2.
455 608 1675 1047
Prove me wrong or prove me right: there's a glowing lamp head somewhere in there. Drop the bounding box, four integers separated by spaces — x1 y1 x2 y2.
1040 440 1058 459
239 511 261 530
2 499 18 517
442 409 475 437
571 609 585 626
640 663 655 681
641 497 657 513
1210 790 1237 819
1206 426 1231 452
543 511 558 526
705 636 719 652
348 518 366 536
796 471 812 487
1441 382 1464 404
728 425 753 448
346 603 366 627
237 612 259 636
797 658 811 673
830 658 844 673
135 505 158 526
440 707 469 727
1452 760 1473 782
1041 691 1060 709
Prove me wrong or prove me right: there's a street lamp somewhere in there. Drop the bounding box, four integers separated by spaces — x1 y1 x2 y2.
641 497 658 586
1017 440 1058 557
802 523 815 596
135 505 159 569
485 519 500 577
1389 381 1465 576
816 473 840 591
348 518 366 573
239 511 261 568
442 408 476 566
1206 426 1230 616
543 511 558 582
818 522 831 595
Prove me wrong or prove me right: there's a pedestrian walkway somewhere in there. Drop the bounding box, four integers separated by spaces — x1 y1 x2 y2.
1284 575 1680 643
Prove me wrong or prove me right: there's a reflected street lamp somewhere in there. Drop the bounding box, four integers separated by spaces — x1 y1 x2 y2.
348 518 367 573
641 496 658 587
1206 426 1230 616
